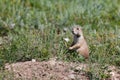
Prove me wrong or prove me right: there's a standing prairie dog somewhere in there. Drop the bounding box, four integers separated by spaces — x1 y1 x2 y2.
69 25 89 58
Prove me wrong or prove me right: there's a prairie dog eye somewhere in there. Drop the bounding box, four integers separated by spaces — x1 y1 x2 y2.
76 27 79 30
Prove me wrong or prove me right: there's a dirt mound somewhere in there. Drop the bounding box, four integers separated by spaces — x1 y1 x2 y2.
5 58 120 80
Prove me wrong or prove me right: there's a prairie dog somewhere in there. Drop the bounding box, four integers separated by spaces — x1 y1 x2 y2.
69 25 89 58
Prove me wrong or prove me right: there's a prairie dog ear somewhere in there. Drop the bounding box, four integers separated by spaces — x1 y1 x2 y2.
71 24 83 30
77 25 83 30
74 24 81 27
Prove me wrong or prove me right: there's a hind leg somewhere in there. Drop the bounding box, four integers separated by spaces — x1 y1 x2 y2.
77 48 89 59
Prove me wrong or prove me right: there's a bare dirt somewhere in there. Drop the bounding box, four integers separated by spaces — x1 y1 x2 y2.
4 58 120 80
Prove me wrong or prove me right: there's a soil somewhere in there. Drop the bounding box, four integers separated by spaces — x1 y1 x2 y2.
4 58 120 80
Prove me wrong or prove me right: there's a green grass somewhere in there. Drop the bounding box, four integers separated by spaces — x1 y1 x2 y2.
0 0 120 79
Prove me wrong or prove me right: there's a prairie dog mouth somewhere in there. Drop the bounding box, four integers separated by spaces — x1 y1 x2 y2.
76 34 81 37
72 30 81 37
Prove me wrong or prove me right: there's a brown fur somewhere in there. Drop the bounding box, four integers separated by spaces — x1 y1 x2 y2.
69 25 89 59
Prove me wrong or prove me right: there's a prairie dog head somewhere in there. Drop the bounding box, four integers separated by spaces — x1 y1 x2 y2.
72 25 83 37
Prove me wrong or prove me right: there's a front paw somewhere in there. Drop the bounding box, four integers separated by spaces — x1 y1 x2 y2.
69 47 73 50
